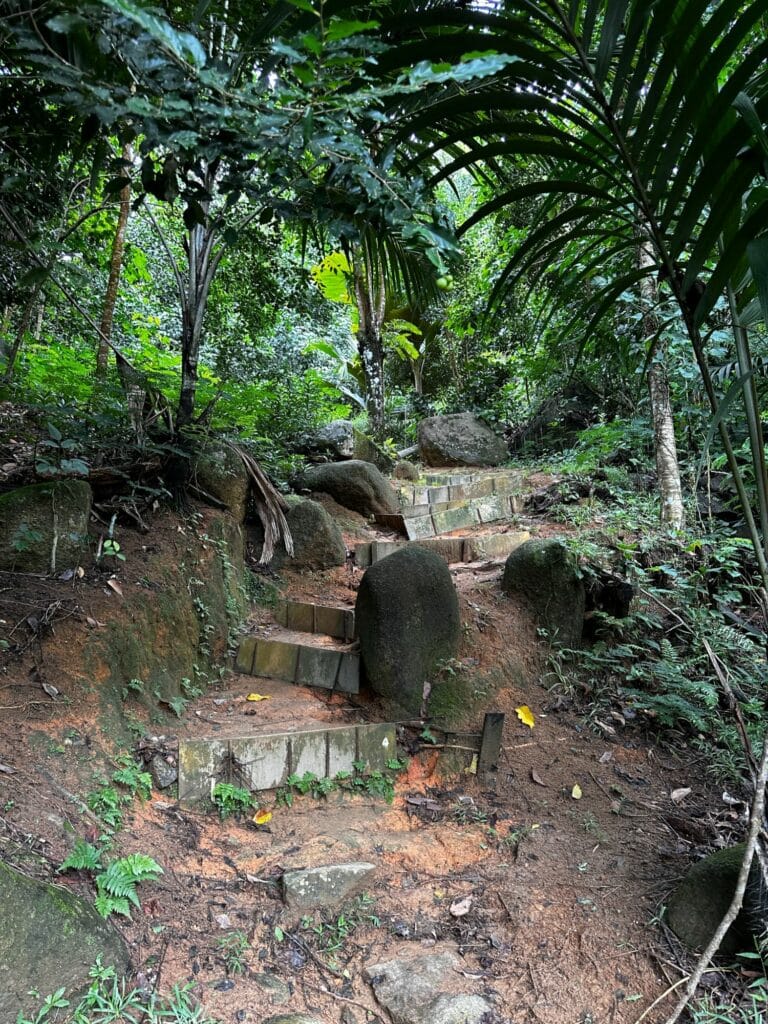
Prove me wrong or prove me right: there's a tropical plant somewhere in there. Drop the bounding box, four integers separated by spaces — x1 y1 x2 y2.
411 0 768 584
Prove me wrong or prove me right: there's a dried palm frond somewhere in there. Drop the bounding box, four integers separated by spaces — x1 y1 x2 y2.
228 443 293 565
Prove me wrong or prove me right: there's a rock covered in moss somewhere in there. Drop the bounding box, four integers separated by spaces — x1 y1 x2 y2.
309 420 394 472
417 412 508 467
0 861 130 1021
393 460 420 481
194 446 250 522
667 844 760 955
295 460 398 517
355 546 460 715
251 496 346 569
501 538 585 645
0 480 91 573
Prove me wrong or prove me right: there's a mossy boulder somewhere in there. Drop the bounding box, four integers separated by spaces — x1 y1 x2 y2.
0 861 130 1020
295 460 399 518
501 538 585 645
666 844 761 955
251 496 346 569
355 547 460 715
418 412 508 467
310 420 394 472
194 446 250 523
0 480 91 573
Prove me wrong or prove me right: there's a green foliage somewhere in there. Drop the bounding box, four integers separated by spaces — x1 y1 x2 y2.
217 931 250 976
275 759 407 807
15 957 217 1024
211 782 253 820
93 854 163 919
298 893 380 958
59 838 103 874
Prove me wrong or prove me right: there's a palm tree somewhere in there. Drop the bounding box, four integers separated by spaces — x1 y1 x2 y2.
408 0 768 584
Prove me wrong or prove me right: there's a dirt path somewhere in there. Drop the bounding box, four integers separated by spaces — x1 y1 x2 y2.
0 471 721 1024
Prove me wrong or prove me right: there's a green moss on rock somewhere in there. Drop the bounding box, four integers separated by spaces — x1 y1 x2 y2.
0 861 130 1021
0 480 91 572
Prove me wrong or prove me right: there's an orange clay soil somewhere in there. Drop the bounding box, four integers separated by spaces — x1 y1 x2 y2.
0 497 733 1024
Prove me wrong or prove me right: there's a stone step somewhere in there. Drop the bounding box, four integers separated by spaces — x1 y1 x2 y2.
395 469 524 508
178 722 396 806
377 493 524 540
354 530 530 568
274 599 355 641
235 635 359 693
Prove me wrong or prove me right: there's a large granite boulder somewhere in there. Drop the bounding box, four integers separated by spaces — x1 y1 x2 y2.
667 844 762 955
0 861 130 1020
295 461 398 518
355 547 460 715
194 445 250 522
251 496 346 569
308 420 394 472
501 538 585 645
0 480 91 573
418 412 508 467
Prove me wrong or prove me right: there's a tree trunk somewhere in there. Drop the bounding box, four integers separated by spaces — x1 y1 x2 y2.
177 218 220 427
97 144 133 375
353 264 386 439
638 229 685 529
2 283 41 381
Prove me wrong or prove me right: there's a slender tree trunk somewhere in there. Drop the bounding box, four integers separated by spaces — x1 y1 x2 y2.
353 264 386 439
97 144 133 374
177 218 220 427
2 283 42 381
638 229 685 529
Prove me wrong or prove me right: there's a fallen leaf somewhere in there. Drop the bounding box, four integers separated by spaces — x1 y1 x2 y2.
246 693 271 702
515 705 535 729
253 810 272 826
42 682 59 699
0 763 16 774
85 616 105 628
433 888 446 900
106 579 123 597
598 750 613 764
670 787 692 805
76 566 84 578
530 769 547 787
464 753 478 775
449 896 472 918
571 783 583 800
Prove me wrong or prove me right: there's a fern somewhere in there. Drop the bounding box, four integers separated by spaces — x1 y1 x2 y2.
59 838 103 873
94 854 163 919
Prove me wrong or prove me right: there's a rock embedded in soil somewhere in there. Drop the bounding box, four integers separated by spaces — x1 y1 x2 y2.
417 412 508 467
0 479 91 573
252 973 291 1004
194 445 250 522
666 843 759 955
282 862 376 912
250 495 346 569
393 459 420 480
294 460 399 517
0 861 130 1021
365 951 489 1024
501 537 585 645
355 546 460 716
261 1015 324 1024
148 752 177 789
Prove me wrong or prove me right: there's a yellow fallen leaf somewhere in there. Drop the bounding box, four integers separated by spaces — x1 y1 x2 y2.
571 783 583 800
464 753 478 775
246 693 271 702
515 705 535 729
253 810 272 825
433 888 446 900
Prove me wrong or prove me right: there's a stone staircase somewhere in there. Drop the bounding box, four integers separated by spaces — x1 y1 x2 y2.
233 466 532 692
235 598 360 694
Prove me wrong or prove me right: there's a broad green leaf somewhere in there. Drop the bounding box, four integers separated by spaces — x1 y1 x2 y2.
746 237 768 328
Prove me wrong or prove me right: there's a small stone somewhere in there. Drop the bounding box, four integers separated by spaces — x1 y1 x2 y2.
251 973 291 1005
282 863 376 913
214 913 232 930
261 1015 324 1024
149 753 178 789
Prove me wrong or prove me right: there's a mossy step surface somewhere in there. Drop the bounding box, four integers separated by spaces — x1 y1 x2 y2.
274 600 355 641
178 722 395 805
235 636 359 693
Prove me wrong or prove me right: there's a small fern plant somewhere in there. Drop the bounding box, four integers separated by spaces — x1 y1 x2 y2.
59 842 163 919
94 854 163 919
